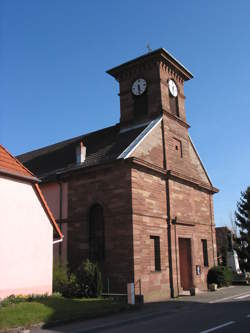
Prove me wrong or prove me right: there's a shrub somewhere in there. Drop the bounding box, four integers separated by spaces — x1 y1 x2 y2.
53 262 68 293
52 260 102 298
61 273 81 298
53 262 81 298
1 295 25 307
76 260 102 297
207 266 233 287
0 294 49 307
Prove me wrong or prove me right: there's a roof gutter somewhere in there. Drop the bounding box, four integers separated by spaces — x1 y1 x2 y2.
0 168 41 183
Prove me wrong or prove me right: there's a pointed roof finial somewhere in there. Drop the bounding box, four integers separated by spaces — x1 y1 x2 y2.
146 43 152 53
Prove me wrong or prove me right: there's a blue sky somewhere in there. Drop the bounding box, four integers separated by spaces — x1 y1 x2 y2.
1 0 250 227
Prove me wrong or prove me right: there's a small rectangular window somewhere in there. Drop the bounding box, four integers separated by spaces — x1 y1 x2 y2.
202 239 209 267
150 236 161 271
173 138 182 158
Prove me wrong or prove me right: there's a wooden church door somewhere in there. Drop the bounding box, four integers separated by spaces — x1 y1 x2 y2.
178 238 193 290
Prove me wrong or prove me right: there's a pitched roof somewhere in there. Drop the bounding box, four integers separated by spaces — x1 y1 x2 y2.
17 121 151 179
0 144 38 181
0 144 63 239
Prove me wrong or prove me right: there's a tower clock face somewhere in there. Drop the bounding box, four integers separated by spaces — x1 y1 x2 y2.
131 78 147 96
168 79 178 97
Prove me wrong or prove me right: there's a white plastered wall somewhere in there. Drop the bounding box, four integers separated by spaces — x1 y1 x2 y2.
0 175 53 299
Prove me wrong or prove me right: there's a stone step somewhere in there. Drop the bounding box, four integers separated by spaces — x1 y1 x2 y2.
179 290 191 296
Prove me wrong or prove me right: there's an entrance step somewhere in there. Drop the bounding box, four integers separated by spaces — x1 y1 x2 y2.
179 290 191 296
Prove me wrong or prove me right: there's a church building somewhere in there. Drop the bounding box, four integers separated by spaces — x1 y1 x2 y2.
18 48 219 302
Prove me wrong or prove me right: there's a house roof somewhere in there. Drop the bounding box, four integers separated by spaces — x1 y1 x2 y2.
0 144 38 181
0 144 63 239
17 120 152 179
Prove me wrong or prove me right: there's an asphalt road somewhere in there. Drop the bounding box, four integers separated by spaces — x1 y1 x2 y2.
32 285 250 333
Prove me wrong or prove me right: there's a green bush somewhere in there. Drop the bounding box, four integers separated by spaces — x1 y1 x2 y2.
60 273 81 298
1 295 25 307
76 260 102 297
53 260 102 298
1 294 49 307
53 263 80 298
207 266 233 287
53 262 68 293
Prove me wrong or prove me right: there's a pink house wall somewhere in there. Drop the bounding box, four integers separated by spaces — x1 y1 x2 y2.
0 176 53 299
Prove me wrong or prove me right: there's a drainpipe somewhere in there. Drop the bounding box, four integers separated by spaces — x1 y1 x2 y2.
59 180 63 259
174 218 180 295
209 194 216 265
53 238 63 245
161 119 175 298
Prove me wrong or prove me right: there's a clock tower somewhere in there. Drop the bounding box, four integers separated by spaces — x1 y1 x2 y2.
107 48 193 127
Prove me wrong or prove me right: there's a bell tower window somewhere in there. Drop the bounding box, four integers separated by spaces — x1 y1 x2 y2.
131 78 148 120
133 93 148 119
169 94 179 117
168 79 179 117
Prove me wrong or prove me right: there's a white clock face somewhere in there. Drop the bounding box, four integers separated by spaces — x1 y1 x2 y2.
131 78 147 96
168 79 178 97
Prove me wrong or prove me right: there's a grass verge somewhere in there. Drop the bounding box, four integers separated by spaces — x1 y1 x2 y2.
0 296 131 331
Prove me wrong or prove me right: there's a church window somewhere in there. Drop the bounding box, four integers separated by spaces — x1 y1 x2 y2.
150 236 161 271
202 239 209 267
89 204 105 262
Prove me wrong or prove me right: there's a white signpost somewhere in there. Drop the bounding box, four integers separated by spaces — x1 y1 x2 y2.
127 283 135 305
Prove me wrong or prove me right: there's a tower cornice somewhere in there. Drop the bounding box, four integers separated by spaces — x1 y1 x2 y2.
107 48 193 82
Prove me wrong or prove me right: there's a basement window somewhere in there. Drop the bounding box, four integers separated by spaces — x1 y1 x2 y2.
202 239 209 267
150 236 161 271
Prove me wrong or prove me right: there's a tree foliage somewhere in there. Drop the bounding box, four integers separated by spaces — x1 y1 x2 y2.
235 187 250 271
207 266 233 287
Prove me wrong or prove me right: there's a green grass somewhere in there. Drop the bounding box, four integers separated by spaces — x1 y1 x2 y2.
0 297 130 330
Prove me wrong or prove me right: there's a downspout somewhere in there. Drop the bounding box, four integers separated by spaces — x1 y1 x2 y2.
58 179 63 259
161 119 175 298
209 194 216 265
53 238 63 245
174 218 180 295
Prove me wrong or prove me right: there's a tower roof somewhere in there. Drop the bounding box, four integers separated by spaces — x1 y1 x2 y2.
107 48 193 81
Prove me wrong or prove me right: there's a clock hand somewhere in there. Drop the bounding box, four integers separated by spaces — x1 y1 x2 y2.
137 84 141 94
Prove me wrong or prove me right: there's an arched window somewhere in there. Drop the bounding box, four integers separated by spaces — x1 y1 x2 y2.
89 204 105 262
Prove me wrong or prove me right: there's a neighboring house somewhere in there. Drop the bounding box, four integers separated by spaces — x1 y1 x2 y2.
216 226 240 273
0 145 63 299
18 48 219 302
